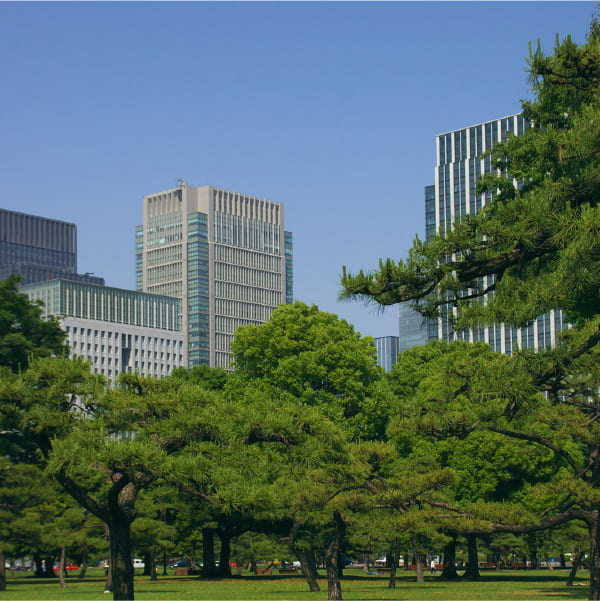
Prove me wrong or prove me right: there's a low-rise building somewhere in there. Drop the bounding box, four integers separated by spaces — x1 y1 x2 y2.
22 279 186 382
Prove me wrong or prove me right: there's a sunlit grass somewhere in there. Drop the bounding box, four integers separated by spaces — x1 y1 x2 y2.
3 567 590 600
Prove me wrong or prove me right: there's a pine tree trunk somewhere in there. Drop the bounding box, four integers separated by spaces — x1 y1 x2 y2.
202 528 217 578
298 547 320 592
108 516 135 600
104 565 112 593
388 538 399 589
43 556 55 578
404 551 410 571
440 537 459 580
143 551 151 576
107 481 137 601
0 550 6 591
411 535 424 583
567 549 583 586
463 534 480 579
218 531 232 577
325 511 346 600
249 560 257 574
162 551 167 576
78 546 88 579
544 552 554 572
34 554 43 578
337 548 344 579
589 511 600 600
58 545 66 589
149 548 157 581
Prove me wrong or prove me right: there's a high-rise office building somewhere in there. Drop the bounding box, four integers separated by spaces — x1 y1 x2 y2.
374 336 400 372
420 114 565 354
22 279 186 383
0 208 104 285
136 182 293 370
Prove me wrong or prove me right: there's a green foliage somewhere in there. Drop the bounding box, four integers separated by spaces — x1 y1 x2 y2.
0 274 67 372
169 364 228 390
340 18 600 330
230 301 383 439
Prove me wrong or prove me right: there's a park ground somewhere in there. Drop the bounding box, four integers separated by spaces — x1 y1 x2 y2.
2 568 592 600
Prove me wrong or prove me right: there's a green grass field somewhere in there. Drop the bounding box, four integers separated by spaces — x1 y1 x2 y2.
2 568 591 600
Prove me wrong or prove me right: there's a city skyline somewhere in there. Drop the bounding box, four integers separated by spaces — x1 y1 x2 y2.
1 1 595 339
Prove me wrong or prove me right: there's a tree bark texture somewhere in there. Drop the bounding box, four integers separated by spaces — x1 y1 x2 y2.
104 565 112 593
58 545 66 589
567 550 583 586
107 482 136 601
202 528 217 578
78 546 88 579
388 538 399 589
440 538 459 580
411 535 424 583
43 556 55 578
0 551 6 591
463 534 480 579
218 530 232 577
149 548 157 581
298 546 320 592
34 553 43 578
589 511 600 600
325 511 346 600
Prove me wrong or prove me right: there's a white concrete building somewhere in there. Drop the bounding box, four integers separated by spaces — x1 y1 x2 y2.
22 279 186 382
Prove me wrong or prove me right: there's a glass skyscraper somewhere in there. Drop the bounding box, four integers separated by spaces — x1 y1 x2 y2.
374 336 400 372
137 182 293 370
424 114 564 354
0 208 104 285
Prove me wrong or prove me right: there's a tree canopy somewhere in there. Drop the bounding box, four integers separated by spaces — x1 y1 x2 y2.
0 274 66 372
340 15 600 601
340 19 600 332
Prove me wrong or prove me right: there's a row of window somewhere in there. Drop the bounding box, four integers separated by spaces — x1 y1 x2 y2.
438 116 528 165
215 261 282 289
215 315 264 335
67 326 184 349
213 212 281 254
214 244 282 271
146 212 183 248
215 280 283 306
0 241 75 270
146 261 182 285
146 244 183 267
215 298 277 323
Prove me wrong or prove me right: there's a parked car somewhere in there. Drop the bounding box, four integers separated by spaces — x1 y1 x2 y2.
53 563 78 571
133 559 145 569
170 559 189 569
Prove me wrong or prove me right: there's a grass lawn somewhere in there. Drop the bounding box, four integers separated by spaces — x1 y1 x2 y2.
2 568 591 600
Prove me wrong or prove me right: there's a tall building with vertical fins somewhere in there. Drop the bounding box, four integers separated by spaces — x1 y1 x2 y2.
136 182 293 370
416 114 565 354
0 208 104 285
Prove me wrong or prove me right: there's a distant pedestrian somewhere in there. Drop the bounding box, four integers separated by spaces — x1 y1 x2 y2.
430 559 436 573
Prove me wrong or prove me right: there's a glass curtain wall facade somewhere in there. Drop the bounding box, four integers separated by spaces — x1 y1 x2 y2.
137 183 293 370
374 336 400 372
0 208 104 285
22 279 186 382
426 114 564 354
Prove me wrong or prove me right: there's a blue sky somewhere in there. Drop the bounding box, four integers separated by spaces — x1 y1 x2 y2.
1 1 596 339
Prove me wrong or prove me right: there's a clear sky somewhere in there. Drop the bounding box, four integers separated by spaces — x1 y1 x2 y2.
1 1 596 339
